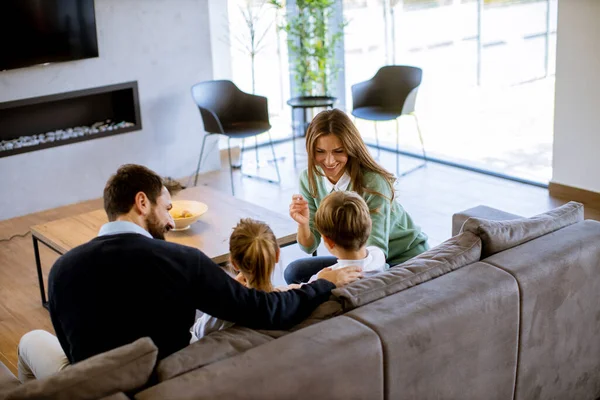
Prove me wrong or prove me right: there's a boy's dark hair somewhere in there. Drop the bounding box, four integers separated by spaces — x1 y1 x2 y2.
314 191 372 251
103 164 164 221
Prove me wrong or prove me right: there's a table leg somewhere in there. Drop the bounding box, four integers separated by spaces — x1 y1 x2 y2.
32 235 49 310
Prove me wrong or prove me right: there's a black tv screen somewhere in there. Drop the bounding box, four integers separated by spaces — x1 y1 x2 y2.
0 0 99 72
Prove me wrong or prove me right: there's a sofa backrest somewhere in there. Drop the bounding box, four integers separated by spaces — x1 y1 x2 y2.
482 219 600 400
135 316 385 400
333 231 482 310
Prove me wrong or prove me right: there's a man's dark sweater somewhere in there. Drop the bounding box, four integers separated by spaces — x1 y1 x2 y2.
48 233 335 363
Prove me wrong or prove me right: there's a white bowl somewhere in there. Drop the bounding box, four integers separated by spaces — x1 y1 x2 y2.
169 200 208 231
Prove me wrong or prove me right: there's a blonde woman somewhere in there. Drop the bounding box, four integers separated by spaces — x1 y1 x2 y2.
285 109 429 284
192 218 301 340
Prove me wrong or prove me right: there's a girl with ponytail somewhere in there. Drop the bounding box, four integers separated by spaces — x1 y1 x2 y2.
192 218 299 340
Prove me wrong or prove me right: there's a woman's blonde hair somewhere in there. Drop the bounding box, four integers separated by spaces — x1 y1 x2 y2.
229 218 278 292
305 109 396 201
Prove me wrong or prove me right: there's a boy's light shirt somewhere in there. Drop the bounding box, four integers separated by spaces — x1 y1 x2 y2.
307 246 388 283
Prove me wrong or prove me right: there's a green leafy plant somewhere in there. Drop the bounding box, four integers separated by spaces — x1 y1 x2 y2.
270 0 345 97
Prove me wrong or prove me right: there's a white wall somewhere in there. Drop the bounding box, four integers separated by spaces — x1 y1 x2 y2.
0 0 219 220
208 0 232 80
552 0 600 193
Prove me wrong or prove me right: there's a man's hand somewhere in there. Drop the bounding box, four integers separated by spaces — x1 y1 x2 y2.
316 266 363 287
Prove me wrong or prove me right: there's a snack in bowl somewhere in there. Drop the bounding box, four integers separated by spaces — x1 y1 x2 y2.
169 200 208 231
174 210 194 219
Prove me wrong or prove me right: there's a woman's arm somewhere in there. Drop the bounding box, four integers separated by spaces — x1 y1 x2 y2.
296 213 315 250
294 171 322 254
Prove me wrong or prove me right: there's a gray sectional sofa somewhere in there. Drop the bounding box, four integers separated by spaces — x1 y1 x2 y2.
1 201 599 400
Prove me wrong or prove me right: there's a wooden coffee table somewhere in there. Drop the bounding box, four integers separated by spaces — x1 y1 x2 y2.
30 185 298 309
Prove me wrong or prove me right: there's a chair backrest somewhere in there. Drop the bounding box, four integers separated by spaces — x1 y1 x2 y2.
352 65 422 113
191 80 242 134
191 80 270 135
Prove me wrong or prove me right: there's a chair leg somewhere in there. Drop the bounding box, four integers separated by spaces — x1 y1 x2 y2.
292 129 297 168
291 106 297 168
396 118 400 177
412 112 428 161
268 131 281 185
193 134 209 186
255 136 260 168
227 137 235 196
239 138 245 170
240 133 281 185
395 113 427 177
374 122 381 159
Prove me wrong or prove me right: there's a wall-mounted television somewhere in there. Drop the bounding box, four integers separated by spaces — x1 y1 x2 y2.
0 0 99 72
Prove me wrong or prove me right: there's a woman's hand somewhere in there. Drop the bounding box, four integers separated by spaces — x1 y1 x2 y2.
289 194 309 226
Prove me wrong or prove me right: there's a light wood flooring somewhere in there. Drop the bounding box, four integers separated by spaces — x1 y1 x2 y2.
0 140 598 375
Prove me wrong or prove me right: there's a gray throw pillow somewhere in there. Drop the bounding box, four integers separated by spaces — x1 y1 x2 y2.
1 338 157 400
460 201 584 258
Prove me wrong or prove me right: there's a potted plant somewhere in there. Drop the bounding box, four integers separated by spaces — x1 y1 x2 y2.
270 0 345 98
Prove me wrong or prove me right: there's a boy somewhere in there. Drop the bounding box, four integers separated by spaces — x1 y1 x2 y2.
309 191 388 281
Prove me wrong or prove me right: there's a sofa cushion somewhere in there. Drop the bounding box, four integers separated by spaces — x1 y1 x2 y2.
135 316 384 400
483 220 600 400
460 201 584 258
156 327 273 382
1 338 157 400
332 231 481 311
158 296 345 382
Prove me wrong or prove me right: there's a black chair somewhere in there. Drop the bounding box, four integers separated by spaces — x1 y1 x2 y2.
351 65 427 177
190 80 281 195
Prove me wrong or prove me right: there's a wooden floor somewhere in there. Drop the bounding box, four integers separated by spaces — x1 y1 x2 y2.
0 140 598 375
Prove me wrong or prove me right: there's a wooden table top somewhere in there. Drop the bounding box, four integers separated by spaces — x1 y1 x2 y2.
30 185 297 265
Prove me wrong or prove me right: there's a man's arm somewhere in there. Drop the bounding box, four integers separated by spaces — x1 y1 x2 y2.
190 250 357 330
48 261 73 363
